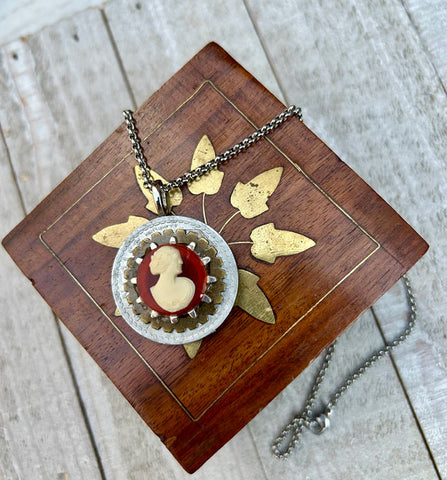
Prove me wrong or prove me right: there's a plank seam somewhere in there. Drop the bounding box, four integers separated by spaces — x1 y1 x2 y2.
0 123 27 215
100 7 137 109
0 125 107 480
241 0 289 104
399 0 447 97
247 425 270 480
54 316 108 480
370 305 443 480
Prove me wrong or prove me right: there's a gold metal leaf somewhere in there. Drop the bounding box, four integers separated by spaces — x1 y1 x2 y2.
230 166 283 219
92 215 148 248
250 223 316 264
187 135 223 195
114 308 121 317
236 269 275 324
135 166 182 213
183 340 202 359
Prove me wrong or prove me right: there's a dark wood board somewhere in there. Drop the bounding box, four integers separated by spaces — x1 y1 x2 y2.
2 43 428 473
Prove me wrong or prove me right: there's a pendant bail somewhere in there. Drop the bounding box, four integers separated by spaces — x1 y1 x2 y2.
151 180 170 216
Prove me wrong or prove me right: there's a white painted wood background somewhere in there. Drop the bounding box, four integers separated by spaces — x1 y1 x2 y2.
1 1 446 479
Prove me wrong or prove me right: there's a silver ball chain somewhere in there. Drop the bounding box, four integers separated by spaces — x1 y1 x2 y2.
272 274 417 458
123 105 303 192
122 105 417 458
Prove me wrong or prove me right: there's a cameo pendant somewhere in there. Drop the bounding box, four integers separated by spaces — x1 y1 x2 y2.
111 216 238 344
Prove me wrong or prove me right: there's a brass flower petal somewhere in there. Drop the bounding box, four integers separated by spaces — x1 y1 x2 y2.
135 166 182 213
230 166 283 219
92 215 149 248
183 340 202 359
187 135 223 195
250 222 316 264
236 269 275 324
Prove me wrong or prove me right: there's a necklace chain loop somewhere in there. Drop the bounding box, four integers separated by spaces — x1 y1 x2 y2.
123 105 303 194
122 105 417 460
272 274 417 458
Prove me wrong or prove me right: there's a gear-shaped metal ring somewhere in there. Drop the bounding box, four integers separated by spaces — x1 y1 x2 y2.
111 216 238 345
123 229 226 333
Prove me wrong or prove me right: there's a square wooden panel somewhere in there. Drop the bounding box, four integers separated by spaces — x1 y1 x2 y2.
3 43 428 473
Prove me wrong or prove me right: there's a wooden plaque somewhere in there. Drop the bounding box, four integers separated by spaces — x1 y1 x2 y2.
2 43 428 473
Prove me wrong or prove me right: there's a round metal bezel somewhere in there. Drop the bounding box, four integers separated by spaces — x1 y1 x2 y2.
111 216 238 345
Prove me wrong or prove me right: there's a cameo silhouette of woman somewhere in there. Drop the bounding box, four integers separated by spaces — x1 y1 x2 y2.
149 246 195 313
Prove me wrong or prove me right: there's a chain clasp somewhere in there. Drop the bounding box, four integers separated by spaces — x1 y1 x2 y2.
308 411 331 435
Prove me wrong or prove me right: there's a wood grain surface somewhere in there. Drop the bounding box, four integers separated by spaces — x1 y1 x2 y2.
0 1 445 479
2 41 428 473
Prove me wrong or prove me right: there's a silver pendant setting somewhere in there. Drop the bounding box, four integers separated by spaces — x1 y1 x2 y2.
111 216 238 345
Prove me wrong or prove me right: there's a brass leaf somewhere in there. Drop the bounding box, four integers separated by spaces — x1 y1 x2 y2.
135 166 182 213
187 135 223 195
92 215 148 248
230 166 283 219
114 308 121 317
236 269 275 324
183 340 202 359
250 223 316 263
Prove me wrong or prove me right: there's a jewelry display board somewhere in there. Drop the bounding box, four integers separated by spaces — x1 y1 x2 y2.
2 43 428 473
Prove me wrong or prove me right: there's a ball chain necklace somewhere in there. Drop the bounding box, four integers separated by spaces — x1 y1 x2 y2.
114 105 417 458
272 274 416 457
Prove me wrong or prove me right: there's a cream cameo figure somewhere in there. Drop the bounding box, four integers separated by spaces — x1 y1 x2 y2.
130 235 215 325
150 246 195 312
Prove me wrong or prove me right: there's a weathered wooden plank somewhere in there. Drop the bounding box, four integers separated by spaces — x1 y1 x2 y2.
1 6 269 479
0 100 102 480
403 0 447 90
245 0 447 476
250 309 438 480
373 279 447 477
0 0 103 45
103 0 283 105
1 13 132 211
